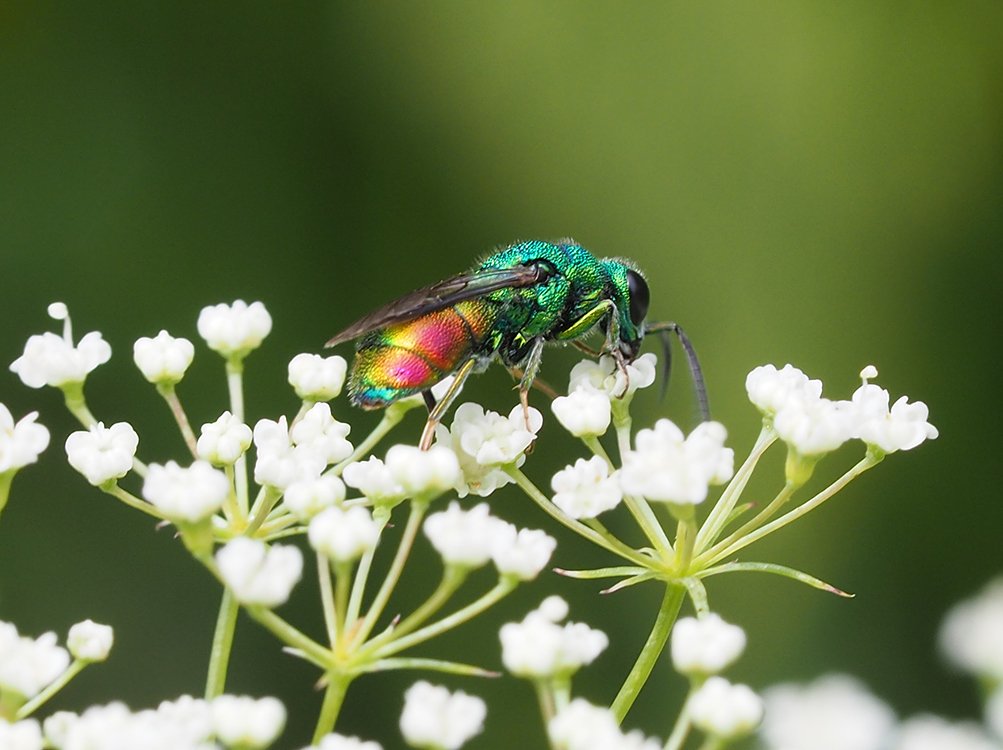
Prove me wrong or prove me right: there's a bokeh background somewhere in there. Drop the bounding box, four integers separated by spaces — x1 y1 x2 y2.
2 2 1001 747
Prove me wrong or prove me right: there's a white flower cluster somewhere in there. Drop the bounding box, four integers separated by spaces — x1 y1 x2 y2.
670 613 746 676
197 412 253 466
399 681 485 750
302 735 383 750
550 353 657 437
893 715 999 750
424 502 555 580
688 677 763 741
133 331 195 385
143 460 230 523
0 717 42 750
10 303 111 390
0 404 49 475
747 364 938 456
288 353 348 402
66 620 114 662
550 456 622 519
548 699 660 750
499 596 607 678
253 404 352 490
65 422 139 486
216 538 304 608
0 621 70 700
43 694 285 750
940 577 1003 681
197 300 272 359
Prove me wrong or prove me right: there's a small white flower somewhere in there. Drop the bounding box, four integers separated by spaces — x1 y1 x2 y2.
671 614 746 676
568 353 657 398
0 405 50 474
850 381 938 453
551 456 623 519
253 417 326 490
132 331 195 385
308 506 381 563
342 456 405 505
423 503 512 569
939 578 1003 681
67 620 113 662
290 403 353 465
760 674 896 750
288 353 348 401
211 695 286 749
216 538 303 607
196 300 272 358
746 364 822 417
500 596 608 679
491 527 556 581
284 475 346 521
399 681 485 750
65 422 138 486
0 622 70 699
384 444 461 499
548 699 661 750
620 420 733 505
196 411 252 466
773 394 854 456
986 688 1003 742
142 460 228 523
43 697 215 750
892 715 998 750
0 718 43 750
551 385 611 437
306 735 384 750
689 677 762 740
10 304 112 389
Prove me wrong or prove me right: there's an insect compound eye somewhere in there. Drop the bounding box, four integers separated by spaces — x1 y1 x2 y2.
626 269 650 327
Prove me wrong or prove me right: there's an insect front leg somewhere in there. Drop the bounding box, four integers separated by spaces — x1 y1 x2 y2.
506 336 546 433
419 357 478 450
555 299 630 395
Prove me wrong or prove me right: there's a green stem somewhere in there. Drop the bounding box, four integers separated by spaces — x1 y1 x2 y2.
329 410 404 477
318 553 337 647
15 660 85 719
663 692 692 750
368 565 468 649
352 502 426 647
698 454 879 567
345 508 392 633
103 483 168 520
222 465 242 524
246 607 331 666
244 487 281 535
205 588 239 699
611 584 685 723
0 471 13 522
312 673 352 744
610 416 675 558
226 359 250 516
335 562 351 643
506 467 650 567
699 480 796 563
534 679 557 727
158 383 199 459
673 515 697 573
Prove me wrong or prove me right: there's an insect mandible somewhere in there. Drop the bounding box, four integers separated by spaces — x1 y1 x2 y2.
325 239 709 449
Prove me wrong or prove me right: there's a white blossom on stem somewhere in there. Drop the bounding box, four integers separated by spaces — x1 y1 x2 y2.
253 417 326 491
132 331 195 385
499 596 608 679
551 385 611 437
196 300 272 358
619 419 733 505
384 444 461 500
67 620 113 662
423 502 513 569
549 699 660 750
0 621 70 699
849 368 938 453
746 364 822 417
10 304 111 389
491 527 556 581
567 353 657 399
0 718 43 750
211 695 286 749
44 696 215 750
342 456 405 505
308 506 381 563
671 614 746 676
216 538 303 608
550 456 623 519
689 677 763 740
284 475 345 521
65 422 138 486
196 412 252 466
289 403 353 465
773 393 854 456
304 735 384 750
0 405 50 474
288 353 348 401
142 460 228 523
760 674 896 750
399 681 485 750
939 577 1003 681
892 715 998 750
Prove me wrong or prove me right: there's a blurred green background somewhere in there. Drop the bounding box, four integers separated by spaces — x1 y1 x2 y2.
1 2 1001 747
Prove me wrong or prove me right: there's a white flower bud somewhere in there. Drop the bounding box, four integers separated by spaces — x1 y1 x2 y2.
568 353 656 398
216 538 303 608
688 677 763 740
196 412 252 466
0 622 70 699
423 503 512 569
550 456 623 519
142 460 228 523
290 403 353 465
551 385 611 437
499 596 608 679
0 718 43 750
774 395 853 456
986 688 1003 742
253 417 326 490
67 620 113 662
399 681 485 750
211 695 286 749
308 506 380 563
849 383 938 453
196 300 272 358
307 734 384 750
288 353 348 401
284 475 346 521
65 422 138 486
11 320 111 389
746 363 822 417
939 578 1003 680
341 456 405 505
452 402 542 466
0 405 50 474
384 444 461 499
491 528 556 581
670 614 746 675
893 715 998 750
132 331 195 385
548 699 661 750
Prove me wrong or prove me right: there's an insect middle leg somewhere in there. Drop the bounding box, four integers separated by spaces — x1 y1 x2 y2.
510 337 546 432
419 357 478 450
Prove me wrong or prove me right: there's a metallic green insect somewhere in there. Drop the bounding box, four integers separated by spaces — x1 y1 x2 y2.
326 239 708 448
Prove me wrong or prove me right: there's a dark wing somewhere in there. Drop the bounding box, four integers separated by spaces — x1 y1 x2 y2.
325 264 548 347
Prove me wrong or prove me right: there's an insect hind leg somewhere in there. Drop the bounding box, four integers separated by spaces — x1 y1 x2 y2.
419 358 478 450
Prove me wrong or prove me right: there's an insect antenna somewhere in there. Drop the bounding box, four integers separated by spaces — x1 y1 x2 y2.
645 322 710 422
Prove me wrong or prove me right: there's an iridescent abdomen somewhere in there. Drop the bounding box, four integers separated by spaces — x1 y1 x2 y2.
348 300 497 408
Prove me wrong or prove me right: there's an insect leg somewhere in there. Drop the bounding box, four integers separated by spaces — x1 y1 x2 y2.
507 367 560 400
554 299 617 341
571 340 602 357
419 357 478 450
645 321 710 422
515 337 546 431
422 391 437 412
